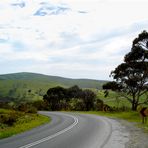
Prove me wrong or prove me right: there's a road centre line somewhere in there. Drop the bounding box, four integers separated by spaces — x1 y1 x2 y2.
19 113 79 148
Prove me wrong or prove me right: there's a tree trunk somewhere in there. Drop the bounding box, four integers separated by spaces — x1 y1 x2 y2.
131 93 138 111
131 102 138 111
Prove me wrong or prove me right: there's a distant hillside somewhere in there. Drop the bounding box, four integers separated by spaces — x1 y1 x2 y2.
0 72 107 102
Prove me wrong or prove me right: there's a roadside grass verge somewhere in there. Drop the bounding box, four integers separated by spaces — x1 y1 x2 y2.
0 109 50 139
78 111 148 132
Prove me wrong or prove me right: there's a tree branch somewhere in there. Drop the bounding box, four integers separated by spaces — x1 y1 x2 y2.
139 90 147 97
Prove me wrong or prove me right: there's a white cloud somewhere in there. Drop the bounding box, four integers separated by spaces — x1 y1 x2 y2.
0 0 148 79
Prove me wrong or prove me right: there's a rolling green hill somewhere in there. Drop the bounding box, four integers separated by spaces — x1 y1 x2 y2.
0 72 107 102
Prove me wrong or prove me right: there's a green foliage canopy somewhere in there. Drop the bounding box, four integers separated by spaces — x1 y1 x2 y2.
43 85 96 111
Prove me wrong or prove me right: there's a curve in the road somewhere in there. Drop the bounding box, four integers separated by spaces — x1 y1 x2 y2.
19 113 78 148
0 112 129 148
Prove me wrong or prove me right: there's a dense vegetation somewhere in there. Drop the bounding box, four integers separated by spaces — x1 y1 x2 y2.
43 85 102 111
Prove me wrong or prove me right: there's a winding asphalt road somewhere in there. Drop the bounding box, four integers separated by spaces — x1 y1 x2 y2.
0 112 128 148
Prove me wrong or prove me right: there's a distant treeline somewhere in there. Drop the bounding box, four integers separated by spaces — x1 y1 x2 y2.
0 85 129 112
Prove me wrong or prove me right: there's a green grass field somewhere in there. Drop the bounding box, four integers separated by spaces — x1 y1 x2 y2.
0 109 50 139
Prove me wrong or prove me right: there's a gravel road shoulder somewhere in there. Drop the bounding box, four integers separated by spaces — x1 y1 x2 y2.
116 119 148 148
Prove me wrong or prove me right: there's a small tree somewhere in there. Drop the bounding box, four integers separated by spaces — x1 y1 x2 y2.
103 31 148 111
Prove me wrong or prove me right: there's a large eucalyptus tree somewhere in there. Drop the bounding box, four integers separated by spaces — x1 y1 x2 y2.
103 31 148 110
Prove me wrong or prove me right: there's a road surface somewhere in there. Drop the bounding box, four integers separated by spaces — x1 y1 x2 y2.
0 112 129 148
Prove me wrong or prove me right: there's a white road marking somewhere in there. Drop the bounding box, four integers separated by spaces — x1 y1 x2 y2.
19 113 79 148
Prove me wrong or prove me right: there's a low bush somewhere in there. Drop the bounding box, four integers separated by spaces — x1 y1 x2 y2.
27 106 37 113
16 103 37 113
0 111 18 126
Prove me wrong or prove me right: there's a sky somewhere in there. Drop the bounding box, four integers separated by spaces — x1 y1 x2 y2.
0 0 148 80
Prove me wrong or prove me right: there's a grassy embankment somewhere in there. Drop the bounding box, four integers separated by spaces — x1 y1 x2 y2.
79 111 148 131
0 109 50 139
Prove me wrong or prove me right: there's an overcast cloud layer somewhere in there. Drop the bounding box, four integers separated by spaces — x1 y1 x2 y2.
0 0 148 80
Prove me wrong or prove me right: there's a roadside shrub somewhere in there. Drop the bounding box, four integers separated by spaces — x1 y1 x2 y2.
17 103 28 112
0 112 18 126
16 103 37 113
31 100 49 110
0 102 12 109
27 106 37 113
94 99 104 111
